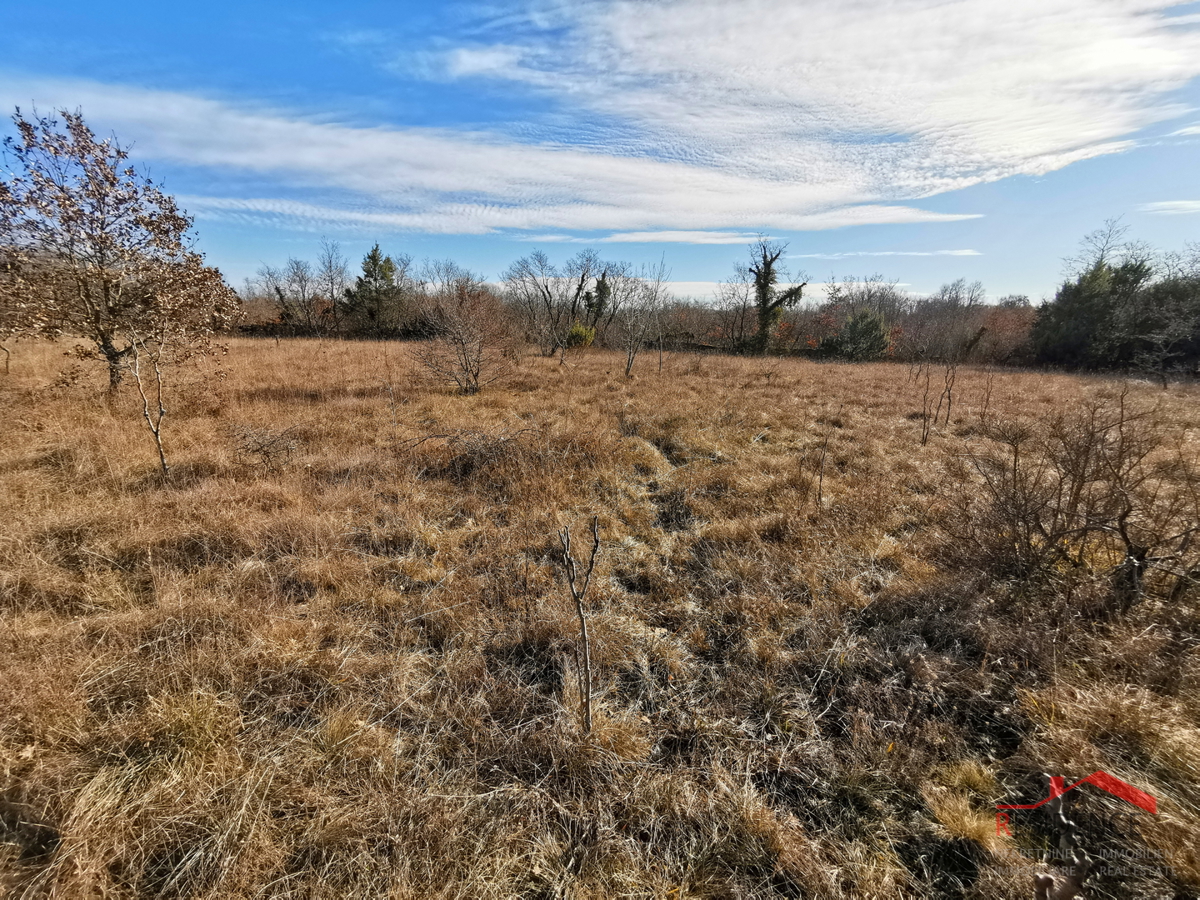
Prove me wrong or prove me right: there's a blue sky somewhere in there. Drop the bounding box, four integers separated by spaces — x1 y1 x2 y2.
2 0 1199 301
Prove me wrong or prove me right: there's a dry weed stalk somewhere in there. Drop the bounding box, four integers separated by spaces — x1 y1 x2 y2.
979 366 997 426
815 403 843 506
915 363 936 445
558 516 601 735
935 360 958 426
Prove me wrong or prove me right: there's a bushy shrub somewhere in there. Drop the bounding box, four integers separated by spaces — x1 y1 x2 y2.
565 323 596 349
821 309 891 361
1032 229 1200 376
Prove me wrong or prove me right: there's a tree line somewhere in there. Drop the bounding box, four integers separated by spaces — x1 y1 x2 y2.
4 108 1198 393
1029 222 1200 381
244 226 1199 380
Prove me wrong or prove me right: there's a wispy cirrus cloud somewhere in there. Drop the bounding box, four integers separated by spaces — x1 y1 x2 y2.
430 0 1200 193
1 75 978 236
791 250 982 259
516 231 764 244
1140 200 1200 214
4 0 1199 243
178 194 977 236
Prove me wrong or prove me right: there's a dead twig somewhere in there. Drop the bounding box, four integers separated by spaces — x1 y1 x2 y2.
558 516 601 735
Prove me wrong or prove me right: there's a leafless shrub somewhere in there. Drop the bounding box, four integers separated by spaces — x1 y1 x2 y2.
229 424 299 471
946 391 1200 609
411 273 514 395
913 361 957 445
126 333 170 477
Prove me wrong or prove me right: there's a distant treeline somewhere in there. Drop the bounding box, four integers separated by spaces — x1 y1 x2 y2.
241 227 1200 378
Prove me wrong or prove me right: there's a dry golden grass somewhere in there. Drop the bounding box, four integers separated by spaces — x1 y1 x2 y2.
1 338 1198 899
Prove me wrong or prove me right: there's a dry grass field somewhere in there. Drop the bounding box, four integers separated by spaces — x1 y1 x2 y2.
1 338 1198 899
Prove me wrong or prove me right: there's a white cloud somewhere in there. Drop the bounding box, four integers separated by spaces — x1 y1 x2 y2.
664 280 724 298
1167 123 1200 135
1140 200 1200 214
791 250 982 259
437 0 1200 194
180 194 978 236
514 230 761 243
445 45 534 80
4 0 1198 240
1 76 981 236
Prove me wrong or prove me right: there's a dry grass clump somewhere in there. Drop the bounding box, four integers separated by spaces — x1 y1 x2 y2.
1 338 1198 898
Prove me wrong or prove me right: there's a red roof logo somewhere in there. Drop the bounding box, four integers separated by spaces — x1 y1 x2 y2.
997 772 1157 815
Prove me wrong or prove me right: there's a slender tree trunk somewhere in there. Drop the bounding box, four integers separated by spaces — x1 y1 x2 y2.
100 338 128 392
558 518 600 736
129 338 170 478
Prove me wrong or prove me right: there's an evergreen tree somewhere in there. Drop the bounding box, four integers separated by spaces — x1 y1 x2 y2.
584 269 612 332
822 309 891 361
344 244 401 336
1032 258 1153 368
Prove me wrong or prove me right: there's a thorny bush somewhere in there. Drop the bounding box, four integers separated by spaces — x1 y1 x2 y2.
944 390 1200 610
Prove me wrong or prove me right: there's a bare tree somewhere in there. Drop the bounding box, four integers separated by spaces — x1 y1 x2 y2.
897 279 988 362
824 273 912 320
284 257 319 333
412 265 513 394
254 259 322 334
1062 217 1133 278
715 264 756 352
420 257 472 302
582 260 640 345
316 238 349 333
927 278 986 310
0 108 240 391
615 260 669 377
503 249 602 358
